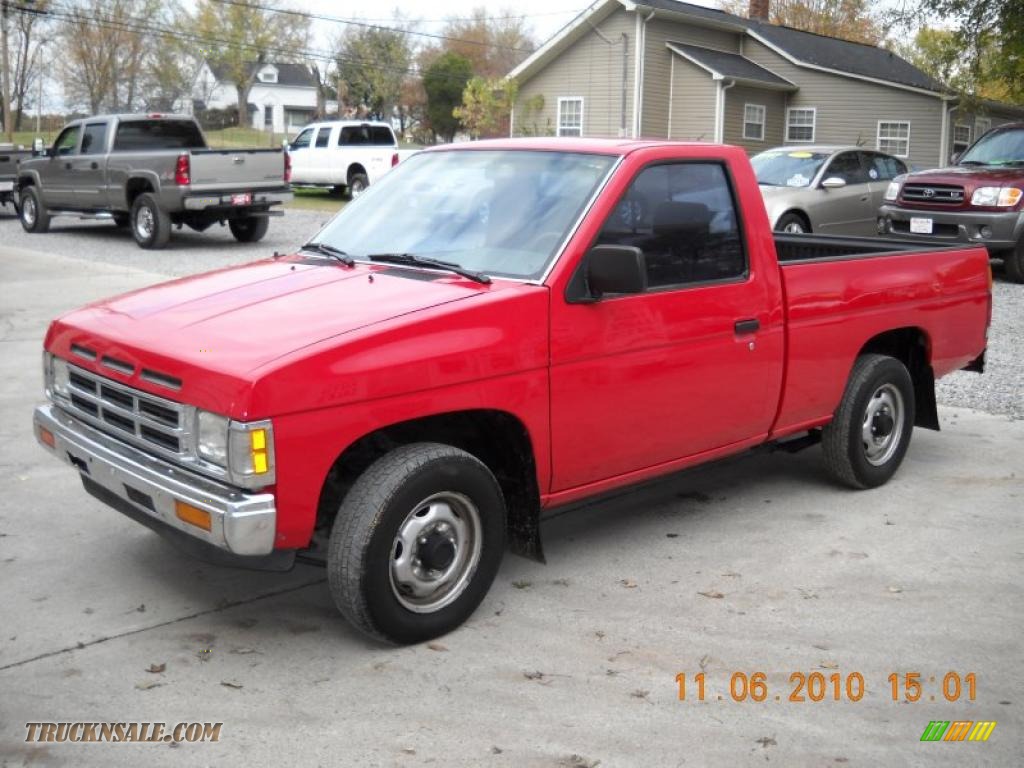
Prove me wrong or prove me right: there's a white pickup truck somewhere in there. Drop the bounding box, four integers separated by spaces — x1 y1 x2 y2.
287 120 414 198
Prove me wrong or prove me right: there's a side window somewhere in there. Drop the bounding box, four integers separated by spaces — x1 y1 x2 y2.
290 128 312 150
371 126 395 145
864 152 904 181
824 152 868 184
340 126 370 146
315 127 331 148
80 123 107 155
54 126 81 156
595 162 746 289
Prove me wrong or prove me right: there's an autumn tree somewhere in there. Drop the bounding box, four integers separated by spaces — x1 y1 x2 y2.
455 77 517 138
439 7 535 77
422 51 473 142
720 0 884 45
192 0 310 126
334 22 413 120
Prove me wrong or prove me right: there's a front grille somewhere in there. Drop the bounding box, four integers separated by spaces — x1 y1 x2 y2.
61 364 191 459
900 184 965 205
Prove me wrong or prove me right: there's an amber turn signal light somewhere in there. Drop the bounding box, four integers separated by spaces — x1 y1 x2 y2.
39 427 55 449
175 500 212 531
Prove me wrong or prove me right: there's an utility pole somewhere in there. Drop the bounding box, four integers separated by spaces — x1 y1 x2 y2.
1 0 12 143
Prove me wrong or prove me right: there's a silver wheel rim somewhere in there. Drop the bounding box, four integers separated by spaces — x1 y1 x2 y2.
389 491 482 614
862 383 904 466
783 220 805 234
22 195 35 225
351 180 366 198
135 205 154 240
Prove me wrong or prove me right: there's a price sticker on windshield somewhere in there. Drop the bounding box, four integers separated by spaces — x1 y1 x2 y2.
910 217 933 234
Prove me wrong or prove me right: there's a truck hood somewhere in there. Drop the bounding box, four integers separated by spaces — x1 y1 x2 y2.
45 256 516 414
903 165 1024 185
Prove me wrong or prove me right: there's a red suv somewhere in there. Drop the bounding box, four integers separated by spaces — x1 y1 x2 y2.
878 123 1024 282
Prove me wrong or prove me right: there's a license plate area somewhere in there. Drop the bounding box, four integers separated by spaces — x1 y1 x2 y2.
231 192 252 206
909 217 933 234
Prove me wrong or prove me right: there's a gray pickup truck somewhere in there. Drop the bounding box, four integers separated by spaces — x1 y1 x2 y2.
0 143 33 211
17 114 292 249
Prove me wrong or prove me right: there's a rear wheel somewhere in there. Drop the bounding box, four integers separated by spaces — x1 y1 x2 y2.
1004 239 1024 284
229 216 269 243
19 187 49 233
346 173 369 199
776 212 809 234
327 443 506 644
822 354 915 489
131 192 170 249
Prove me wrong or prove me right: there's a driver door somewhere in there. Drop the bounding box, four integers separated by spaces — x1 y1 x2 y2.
41 124 82 208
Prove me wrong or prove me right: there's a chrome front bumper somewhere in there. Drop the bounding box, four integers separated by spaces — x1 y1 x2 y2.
33 403 276 555
878 205 1023 250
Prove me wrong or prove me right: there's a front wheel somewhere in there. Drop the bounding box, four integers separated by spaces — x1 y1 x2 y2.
776 212 808 234
1003 239 1024 284
822 354 915 489
19 187 50 233
229 216 269 243
327 443 506 644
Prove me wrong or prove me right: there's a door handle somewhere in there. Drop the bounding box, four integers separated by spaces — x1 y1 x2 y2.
859 195 869 202
64 162 72 170
735 319 760 335
90 162 98 170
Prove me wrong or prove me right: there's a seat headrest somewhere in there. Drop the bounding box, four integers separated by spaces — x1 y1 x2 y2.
652 202 711 237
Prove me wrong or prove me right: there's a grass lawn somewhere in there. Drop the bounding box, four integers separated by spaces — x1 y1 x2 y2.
287 187 348 213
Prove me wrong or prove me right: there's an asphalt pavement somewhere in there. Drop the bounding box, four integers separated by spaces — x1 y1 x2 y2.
0 230 1021 767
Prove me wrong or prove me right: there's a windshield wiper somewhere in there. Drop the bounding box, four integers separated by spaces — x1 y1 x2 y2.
300 241 355 267
368 253 491 284
958 160 989 166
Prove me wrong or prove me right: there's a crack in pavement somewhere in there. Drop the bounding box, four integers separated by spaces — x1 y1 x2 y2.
0 577 327 672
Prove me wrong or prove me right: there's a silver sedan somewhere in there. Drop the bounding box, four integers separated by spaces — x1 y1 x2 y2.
752 146 908 236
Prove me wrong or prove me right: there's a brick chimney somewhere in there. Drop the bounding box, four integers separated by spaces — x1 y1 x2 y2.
749 0 769 21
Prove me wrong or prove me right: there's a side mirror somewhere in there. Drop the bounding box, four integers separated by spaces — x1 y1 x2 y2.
585 245 647 299
821 177 847 189
32 137 44 155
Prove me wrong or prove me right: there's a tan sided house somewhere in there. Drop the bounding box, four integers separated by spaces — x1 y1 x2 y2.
509 0 1024 168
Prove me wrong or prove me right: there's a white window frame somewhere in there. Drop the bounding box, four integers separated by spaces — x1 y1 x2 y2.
259 67 278 84
743 103 766 141
556 97 584 138
952 123 972 156
975 117 992 138
786 107 816 143
876 120 911 158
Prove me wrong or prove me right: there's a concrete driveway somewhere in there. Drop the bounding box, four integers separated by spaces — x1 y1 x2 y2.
0 246 1021 767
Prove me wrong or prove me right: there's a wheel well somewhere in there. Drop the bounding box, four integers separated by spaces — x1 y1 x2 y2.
125 178 154 207
778 209 811 232
317 410 544 561
347 163 367 183
858 327 938 430
17 176 33 188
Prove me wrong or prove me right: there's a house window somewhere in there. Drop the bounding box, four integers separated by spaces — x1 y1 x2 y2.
975 118 992 138
877 121 910 158
952 123 971 157
786 108 815 142
557 97 583 137
743 104 766 141
259 69 278 84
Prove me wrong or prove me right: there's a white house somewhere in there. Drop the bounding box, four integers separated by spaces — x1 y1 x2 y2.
180 61 335 134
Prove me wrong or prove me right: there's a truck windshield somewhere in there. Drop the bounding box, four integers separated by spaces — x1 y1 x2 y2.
751 150 829 187
311 150 617 280
959 127 1024 166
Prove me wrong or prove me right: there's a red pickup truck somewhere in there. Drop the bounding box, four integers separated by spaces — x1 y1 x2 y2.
33 139 990 644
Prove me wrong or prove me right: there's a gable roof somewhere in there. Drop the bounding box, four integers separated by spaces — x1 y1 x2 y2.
667 42 796 90
207 61 318 88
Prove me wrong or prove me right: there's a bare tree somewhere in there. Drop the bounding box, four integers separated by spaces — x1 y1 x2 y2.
10 0 53 130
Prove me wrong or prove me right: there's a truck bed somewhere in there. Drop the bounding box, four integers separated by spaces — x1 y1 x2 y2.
773 233 968 264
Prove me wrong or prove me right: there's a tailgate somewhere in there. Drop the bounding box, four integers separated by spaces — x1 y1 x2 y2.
188 149 286 191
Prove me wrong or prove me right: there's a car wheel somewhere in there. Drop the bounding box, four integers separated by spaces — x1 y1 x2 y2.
19 187 49 233
776 213 809 234
1004 239 1024 284
327 443 506 644
347 173 369 199
822 354 915 489
228 216 270 243
131 192 170 249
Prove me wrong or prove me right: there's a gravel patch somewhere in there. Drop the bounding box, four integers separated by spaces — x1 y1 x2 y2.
1 205 1018 418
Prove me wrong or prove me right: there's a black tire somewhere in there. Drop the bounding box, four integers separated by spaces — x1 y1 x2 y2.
19 186 49 233
229 216 270 243
822 354 915 490
776 212 809 234
130 192 170 249
112 212 130 228
327 443 506 644
1003 240 1024 284
346 172 369 199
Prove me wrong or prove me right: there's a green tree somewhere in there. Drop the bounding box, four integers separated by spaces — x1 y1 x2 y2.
192 0 310 126
422 51 473 142
334 23 412 120
454 76 517 139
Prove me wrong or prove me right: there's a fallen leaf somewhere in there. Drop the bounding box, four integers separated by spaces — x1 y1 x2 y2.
524 670 545 681
594 630 605 640
818 661 839 670
401 747 415 755
146 663 166 674
630 689 649 699
888 586 903 593
665 533 679 538
756 736 777 748
699 654 711 672
135 680 163 691
511 580 531 589
136 604 146 613
427 642 448 652
229 647 259 655
220 681 243 689
491 746 503 754
698 591 724 599
620 579 638 589
551 578 570 587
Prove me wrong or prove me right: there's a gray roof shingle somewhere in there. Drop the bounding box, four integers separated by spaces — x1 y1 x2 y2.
668 42 795 88
208 61 318 88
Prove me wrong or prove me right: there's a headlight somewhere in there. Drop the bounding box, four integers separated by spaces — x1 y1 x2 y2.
884 181 901 201
195 411 274 486
196 411 229 466
972 186 1022 207
44 352 71 399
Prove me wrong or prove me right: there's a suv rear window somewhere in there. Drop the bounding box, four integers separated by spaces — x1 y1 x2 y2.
339 125 395 146
113 120 205 151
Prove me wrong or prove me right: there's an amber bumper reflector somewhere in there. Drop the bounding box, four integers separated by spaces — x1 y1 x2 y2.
175 501 212 531
39 427 56 449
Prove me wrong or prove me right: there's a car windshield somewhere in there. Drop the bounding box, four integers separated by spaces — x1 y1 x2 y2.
959 127 1024 166
751 150 830 187
310 149 617 280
